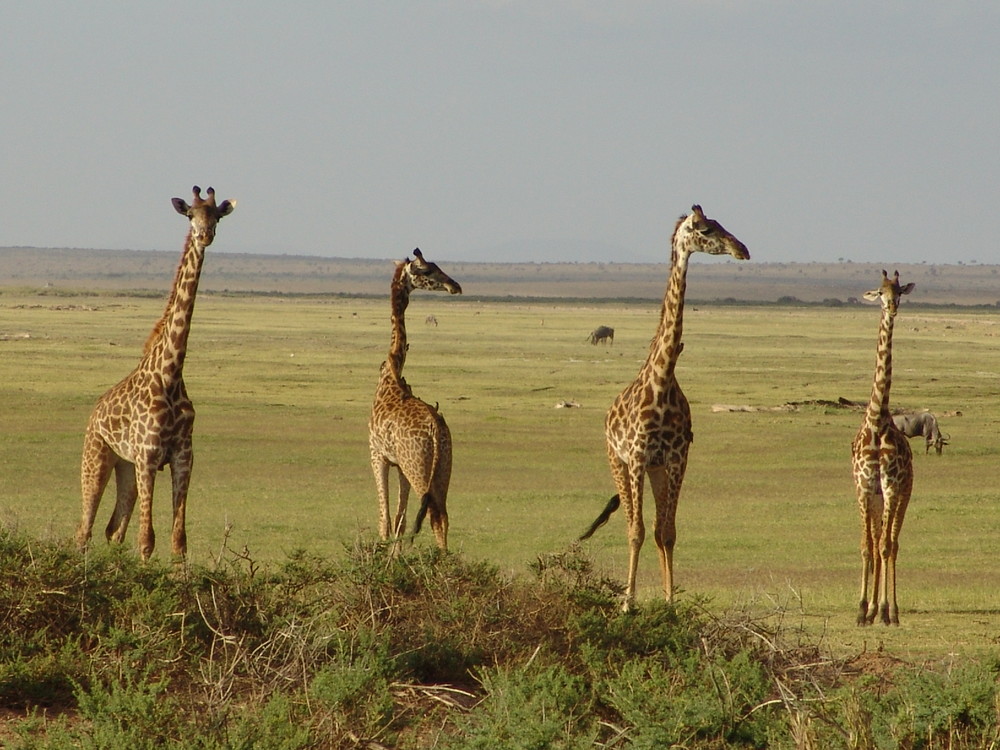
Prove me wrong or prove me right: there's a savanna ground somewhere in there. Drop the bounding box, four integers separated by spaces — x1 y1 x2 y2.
2 265 1000 746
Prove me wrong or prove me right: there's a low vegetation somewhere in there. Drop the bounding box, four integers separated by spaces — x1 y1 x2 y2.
3 288 1000 745
2 527 998 749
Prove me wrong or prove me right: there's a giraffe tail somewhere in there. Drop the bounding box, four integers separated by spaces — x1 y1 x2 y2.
413 413 449 539
579 494 621 541
413 492 434 536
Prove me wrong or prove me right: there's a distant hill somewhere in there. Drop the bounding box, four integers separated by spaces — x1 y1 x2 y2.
1 247 998 306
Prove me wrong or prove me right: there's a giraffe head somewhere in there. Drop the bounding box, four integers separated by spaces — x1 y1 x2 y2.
863 270 915 317
171 186 236 247
672 205 750 262
398 248 463 295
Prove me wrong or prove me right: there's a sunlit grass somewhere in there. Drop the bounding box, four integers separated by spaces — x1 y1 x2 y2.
2 289 1000 658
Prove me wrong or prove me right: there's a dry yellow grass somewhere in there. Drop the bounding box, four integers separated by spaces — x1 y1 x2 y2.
2 285 999 659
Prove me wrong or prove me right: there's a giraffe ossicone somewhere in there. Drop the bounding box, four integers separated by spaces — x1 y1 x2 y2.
852 269 915 626
369 248 461 551
76 186 235 561
580 205 750 611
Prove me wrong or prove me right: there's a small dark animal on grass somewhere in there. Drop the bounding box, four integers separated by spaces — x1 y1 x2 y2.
587 326 614 345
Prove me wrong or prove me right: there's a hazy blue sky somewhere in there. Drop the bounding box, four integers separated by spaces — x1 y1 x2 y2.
2 1 997 264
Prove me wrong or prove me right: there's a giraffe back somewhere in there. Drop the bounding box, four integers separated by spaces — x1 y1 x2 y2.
369 373 452 491
606 368 692 470
89 370 194 466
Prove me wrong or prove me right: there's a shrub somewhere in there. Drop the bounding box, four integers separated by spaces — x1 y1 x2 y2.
3 526 1000 749
448 663 597 749
604 648 772 748
888 662 1000 748
308 630 396 742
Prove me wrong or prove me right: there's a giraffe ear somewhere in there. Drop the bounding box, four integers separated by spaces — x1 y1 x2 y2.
172 198 191 216
218 199 236 217
863 290 881 302
900 283 915 295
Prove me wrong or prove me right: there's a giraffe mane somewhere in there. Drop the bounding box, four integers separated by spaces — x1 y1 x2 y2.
671 212 688 241
143 226 197 354
392 258 408 286
669 212 689 266
142 317 167 354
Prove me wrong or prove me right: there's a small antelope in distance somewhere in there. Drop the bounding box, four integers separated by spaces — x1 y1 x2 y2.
892 412 950 455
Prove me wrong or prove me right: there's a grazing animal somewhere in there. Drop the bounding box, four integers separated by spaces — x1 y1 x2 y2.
77 187 236 560
425 315 438 326
369 249 462 550
892 412 949 455
580 205 750 611
587 326 615 345
852 270 915 626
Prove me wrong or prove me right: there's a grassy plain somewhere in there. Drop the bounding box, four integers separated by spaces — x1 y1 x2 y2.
2 287 1000 663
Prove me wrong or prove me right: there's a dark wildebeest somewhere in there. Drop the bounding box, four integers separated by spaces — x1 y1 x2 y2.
892 412 949 455
587 326 614 345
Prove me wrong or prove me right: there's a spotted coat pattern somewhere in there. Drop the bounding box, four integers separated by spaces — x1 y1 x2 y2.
600 206 750 610
76 187 235 560
369 250 461 550
852 270 915 626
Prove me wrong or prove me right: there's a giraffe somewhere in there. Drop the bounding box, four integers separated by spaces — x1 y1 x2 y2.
76 186 236 561
580 205 750 611
369 249 462 550
852 270 915 626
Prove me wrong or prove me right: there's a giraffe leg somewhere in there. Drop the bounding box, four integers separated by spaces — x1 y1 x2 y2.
855 481 883 626
857 535 874 626
605 449 639 611
371 455 392 540
879 493 906 626
423 470 450 551
887 546 903 626
888 496 910 626
882 546 898 626
427 451 452 551
648 466 682 605
875 499 893 625
135 462 158 561
106 460 137 544
868 542 884 626
430 502 448 551
622 465 645 613
392 470 411 542
862 551 881 626
414 491 449 551
170 448 193 558
857 504 875 625
877 530 893 626
78 428 117 551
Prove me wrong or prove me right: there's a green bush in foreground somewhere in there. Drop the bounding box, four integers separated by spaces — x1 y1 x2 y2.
1 526 998 748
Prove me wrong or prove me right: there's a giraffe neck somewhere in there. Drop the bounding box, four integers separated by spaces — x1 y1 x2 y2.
865 307 896 427
641 244 691 384
142 229 206 381
386 265 411 376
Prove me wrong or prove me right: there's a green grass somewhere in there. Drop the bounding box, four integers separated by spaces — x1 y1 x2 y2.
2 290 1000 662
